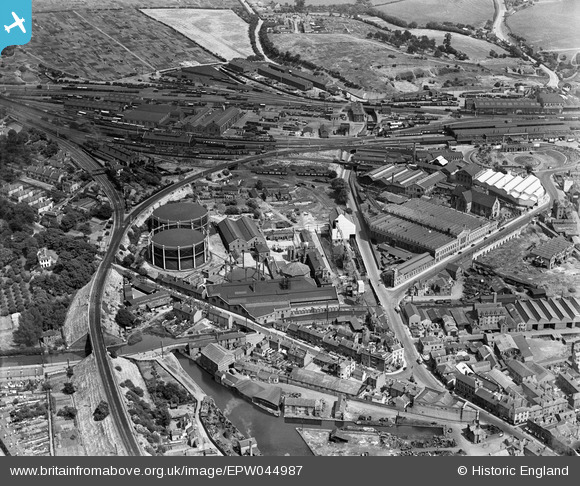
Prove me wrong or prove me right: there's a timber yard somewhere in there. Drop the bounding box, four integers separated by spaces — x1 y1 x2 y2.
1 0 580 459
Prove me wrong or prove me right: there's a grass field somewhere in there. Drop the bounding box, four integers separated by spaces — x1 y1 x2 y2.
374 0 495 28
272 31 513 93
506 0 580 53
361 16 509 61
142 9 253 60
33 0 240 12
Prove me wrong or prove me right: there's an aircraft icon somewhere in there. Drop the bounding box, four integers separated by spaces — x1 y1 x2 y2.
4 12 26 34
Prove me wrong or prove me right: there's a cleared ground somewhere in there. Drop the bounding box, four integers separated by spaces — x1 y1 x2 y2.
507 0 580 53
141 9 253 60
374 0 495 28
476 225 580 298
272 31 515 92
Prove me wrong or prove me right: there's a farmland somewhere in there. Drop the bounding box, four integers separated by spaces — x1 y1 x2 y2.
506 0 580 54
373 0 495 28
19 9 219 80
141 9 253 61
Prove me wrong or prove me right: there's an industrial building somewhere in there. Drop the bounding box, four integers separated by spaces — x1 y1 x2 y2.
257 65 313 91
149 228 208 271
123 104 182 128
368 199 496 261
151 202 209 233
382 253 434 287
467 98 542 115
449 119 569 144
217 216 266 254
361 164 446 198
181 106 242 136
206 277 340 323
529 237 574 269
474 169 546 207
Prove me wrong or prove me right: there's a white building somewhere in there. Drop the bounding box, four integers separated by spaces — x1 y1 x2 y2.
329 207 356 244
37 247 57 269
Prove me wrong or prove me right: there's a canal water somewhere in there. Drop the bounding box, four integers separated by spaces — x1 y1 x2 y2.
176 354 440 456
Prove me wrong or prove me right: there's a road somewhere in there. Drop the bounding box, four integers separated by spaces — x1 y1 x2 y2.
491 0 559 88
491 0 510 43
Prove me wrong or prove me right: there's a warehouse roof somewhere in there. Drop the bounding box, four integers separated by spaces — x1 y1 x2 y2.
217 216 263 246
530 237 574 260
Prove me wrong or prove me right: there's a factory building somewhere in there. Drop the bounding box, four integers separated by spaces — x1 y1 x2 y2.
368 199 495 261
217 216 266 254
474 169 546 207
529 237 574 269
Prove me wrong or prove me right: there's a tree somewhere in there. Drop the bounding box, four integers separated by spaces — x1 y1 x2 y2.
115 307 136 329
57 406 77 420
122 254 135 267
443 33 452 51
255 179 263 190
66 366 74 380
294 0 306 11
93 401 109 421
62 382 76 395
336 188 349 205
330 178 346 191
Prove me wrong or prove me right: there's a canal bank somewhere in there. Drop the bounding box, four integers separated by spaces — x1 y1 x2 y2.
175 354 441 456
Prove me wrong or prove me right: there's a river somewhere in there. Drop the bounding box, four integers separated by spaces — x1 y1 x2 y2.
175 354 440 456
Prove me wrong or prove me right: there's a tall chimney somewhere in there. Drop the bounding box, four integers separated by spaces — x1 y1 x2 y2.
493 292 497 304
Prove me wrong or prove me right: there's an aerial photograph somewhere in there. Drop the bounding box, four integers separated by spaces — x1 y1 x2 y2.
0 0 579 459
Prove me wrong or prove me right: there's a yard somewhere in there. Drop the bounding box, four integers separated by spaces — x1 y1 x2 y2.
141 8 253 60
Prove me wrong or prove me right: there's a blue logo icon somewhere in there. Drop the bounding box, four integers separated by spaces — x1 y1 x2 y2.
1 1 31 54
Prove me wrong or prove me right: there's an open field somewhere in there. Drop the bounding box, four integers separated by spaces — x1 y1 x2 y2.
22 9 219 80
33 0 240 12
477 225 580 298
272 32 517 93
374 0 495 28
141 9 253 61
360 16 509 61
507 0 580 53
0 315 15 351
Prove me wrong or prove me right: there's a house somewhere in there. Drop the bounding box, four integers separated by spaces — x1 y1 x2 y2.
287 346 313 367
465 423 488 444
37 247 57 269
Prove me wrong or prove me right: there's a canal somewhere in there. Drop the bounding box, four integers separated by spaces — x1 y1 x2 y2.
176 354 440 456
